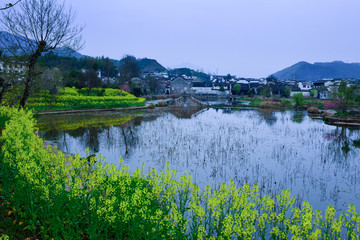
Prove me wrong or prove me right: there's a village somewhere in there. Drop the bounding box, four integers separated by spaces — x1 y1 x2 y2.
126 70 360 100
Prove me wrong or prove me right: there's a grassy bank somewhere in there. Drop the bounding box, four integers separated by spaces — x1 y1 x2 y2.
0 107 359 239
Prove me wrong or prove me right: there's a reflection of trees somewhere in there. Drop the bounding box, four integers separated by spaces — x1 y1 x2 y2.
291 111 305 124
353 139 360 148
40 128 62 141
257 109 277 126
84 127 103 153
324 127 356 157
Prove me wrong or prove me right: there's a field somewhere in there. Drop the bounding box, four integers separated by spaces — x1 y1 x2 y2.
5 87 145 111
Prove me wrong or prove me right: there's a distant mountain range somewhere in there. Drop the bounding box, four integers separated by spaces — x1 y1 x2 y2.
0 31 84 58
272 61 360 82
5 31 360 82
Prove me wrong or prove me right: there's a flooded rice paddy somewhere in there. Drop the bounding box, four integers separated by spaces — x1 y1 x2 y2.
38 108 360 212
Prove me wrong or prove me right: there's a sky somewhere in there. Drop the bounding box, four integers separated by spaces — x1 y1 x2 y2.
64 0 360 78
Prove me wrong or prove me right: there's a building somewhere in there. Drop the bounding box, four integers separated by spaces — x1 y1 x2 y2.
170 77 192 94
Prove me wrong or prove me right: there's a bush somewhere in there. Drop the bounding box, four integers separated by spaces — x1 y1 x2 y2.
293 93 305 107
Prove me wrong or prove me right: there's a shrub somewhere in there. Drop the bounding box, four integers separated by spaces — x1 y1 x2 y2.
1 107 360 239
293 93 305 107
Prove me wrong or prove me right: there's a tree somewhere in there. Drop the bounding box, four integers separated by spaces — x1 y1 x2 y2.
85 60 101 95
41 67 62 108
260 85 272 98
0 0 83 108
0 0 20 10
119 55 140 85
102 57 116 87
233 84 241 95
293 93 305 108
310 89 317 98
283 86 291 98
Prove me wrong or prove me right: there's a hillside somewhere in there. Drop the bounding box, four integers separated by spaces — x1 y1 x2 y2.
137 58 166 72
169 68 210 80
273 61 360 81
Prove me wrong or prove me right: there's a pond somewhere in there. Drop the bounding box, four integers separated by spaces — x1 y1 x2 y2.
37 107 360 212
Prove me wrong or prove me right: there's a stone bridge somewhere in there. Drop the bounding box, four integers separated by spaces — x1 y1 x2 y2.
169 95 209 108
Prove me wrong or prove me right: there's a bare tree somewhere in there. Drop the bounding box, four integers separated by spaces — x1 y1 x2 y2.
0 0 83 108
0 0 21 10
119 55 140 85
41 67 62 108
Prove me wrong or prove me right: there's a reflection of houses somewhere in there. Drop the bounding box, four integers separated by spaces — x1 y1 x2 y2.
170 77 192 94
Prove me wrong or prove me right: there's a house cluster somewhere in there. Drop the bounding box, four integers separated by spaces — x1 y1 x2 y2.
132 70 360 99
0 61 26 75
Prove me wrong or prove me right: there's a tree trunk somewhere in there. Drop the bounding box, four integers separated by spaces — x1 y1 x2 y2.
0 84 10 105
19 41 47 109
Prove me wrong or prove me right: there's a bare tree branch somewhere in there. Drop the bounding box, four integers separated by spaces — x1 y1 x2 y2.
0 0 21 10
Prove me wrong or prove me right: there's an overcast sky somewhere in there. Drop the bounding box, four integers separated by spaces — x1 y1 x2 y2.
65 0 360 78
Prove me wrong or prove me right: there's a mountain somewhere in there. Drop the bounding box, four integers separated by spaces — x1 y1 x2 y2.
137 58 166 72
115 56 166 73
273 61 360 82
169 68 210 80
0 31 84 58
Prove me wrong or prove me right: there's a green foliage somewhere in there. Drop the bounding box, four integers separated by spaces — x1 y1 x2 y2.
337 80 359 105
233 84 241 94
281 99 292 105
219 86 225 92
283 86 292 98
355 95 360 103
1 107 360 239
14 87 144 111
260 85 272 98
310 89 317 98
293 93 305 107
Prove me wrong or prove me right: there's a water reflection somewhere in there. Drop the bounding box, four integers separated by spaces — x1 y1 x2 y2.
291 111 306 124
37 108 360 212
168 106 206 119
257 109 277 126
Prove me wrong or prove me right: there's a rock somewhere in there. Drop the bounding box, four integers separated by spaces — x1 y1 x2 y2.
86 154 97 163
307 107 320 114
156 101 167 107
321 111 331 117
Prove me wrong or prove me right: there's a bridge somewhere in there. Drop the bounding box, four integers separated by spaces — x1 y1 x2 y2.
169 95 209 108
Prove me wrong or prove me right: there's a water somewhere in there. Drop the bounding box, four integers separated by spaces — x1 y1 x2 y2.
37 108 360 212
